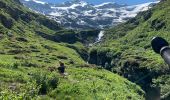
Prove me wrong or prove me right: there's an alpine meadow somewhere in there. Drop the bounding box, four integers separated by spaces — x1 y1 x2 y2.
0 0 170 100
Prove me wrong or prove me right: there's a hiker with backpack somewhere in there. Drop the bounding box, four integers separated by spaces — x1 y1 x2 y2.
58 61 66 76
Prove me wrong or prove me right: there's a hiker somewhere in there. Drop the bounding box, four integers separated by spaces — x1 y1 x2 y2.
58 62 66 75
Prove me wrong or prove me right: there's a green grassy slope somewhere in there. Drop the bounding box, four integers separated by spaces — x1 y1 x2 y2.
89 0 170 98
0 0 144 99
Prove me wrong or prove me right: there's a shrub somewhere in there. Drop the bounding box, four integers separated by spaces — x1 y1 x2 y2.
31 73 59 95
0 14 14 29
16 37 28 42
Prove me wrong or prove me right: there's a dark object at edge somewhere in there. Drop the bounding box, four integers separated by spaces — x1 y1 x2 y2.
151 37 169 54
151 37 170 66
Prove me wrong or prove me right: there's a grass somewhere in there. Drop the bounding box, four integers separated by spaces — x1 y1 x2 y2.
0 0 145 99
0 64 145 100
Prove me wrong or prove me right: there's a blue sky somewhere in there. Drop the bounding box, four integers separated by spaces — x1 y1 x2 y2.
42 0 157 5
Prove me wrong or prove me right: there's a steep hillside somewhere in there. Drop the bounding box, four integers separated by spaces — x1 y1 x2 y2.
89 0 170 99
0 0 144 99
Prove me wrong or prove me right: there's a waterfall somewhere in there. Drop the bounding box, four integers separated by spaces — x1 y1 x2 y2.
89 30 104 47
96 30 104 42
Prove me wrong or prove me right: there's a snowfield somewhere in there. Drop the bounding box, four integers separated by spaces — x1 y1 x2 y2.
20 0 159 29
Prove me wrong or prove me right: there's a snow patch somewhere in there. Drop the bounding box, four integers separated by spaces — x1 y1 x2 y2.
94 2 115 8
24 0 46 5
21 0 160 29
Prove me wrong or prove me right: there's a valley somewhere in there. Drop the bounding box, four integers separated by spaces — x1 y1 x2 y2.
1 0 170 100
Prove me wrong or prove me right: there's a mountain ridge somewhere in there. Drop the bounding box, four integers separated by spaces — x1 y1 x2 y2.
20 0 159 29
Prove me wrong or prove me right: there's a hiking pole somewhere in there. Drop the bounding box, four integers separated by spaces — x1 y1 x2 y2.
151 37 170 66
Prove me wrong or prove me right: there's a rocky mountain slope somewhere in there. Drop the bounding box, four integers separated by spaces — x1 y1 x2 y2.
20 0 159 29
0 0 144 99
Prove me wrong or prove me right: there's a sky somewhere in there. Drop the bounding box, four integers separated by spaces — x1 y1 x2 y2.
42 0 157 5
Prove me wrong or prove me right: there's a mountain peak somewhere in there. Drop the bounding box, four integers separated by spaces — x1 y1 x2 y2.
20 0 159 29
63 0 88 6
72 0 83 3
23 0 46 5
94 2 126 9
65 0 83 3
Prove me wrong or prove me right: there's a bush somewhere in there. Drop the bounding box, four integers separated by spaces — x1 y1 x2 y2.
31 73 59 95
0 14 14 29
